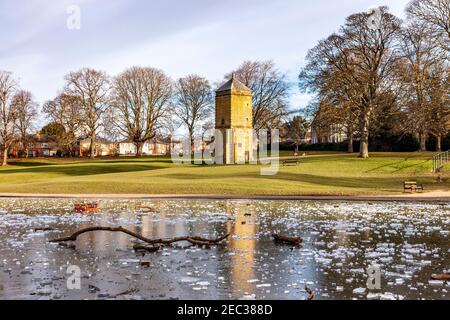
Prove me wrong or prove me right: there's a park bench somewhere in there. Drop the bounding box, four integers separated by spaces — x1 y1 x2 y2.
281 158 300 166
404 181 423 193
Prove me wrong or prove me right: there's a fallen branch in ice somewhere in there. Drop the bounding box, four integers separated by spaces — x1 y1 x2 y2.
34 227 55 232
305 285 314 300
110 286 139 299
272 234 303 246
431 273 450 281
133 244 162 253
58 242 76 249
49 226 230 248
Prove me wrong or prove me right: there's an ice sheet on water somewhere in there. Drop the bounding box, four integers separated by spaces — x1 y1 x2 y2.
0 198 449 300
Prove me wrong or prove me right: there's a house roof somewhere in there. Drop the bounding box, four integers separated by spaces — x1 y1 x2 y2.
79 137 115 144
118 138 170 145
31 134 58 143
216 74 252 93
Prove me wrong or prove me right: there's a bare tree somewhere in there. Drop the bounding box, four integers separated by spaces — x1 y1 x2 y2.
406 0 450 39
397 20 446 151
300 7 401 158
225 61 290 131
111 66 172 156
426 62 450 151
42 93 82 156
11 90 38 157
173 75 213 153
0 71 18 166
100 106 121 146
283 116 310 152
65 68 110 159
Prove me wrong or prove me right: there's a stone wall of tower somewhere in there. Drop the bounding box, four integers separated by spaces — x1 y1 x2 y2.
215 90 252 130
215 89 253 164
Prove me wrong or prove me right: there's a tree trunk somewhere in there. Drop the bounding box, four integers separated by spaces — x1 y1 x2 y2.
419 132 427 152
189 129 195 157
347 131 354 153
135 142 143 157
436 134 442 152
89 133 96 159
359 138 369 158
359 113 370 158
2 147 8 166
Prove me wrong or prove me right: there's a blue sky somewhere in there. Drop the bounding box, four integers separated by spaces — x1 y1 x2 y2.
0 0 410 114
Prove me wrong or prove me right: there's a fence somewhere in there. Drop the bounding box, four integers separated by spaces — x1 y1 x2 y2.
432 150 449 173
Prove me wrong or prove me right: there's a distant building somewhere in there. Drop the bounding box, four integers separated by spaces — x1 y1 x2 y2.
28 133 59 157
302 131 312 145
215 75 253 164
310 120 347 144
118 139 170 156
78 137 117 157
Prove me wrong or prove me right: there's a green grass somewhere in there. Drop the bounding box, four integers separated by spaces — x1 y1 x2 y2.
0 152 448 195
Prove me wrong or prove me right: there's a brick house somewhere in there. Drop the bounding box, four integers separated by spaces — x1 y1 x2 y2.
118 138 169 156
78 137 118 157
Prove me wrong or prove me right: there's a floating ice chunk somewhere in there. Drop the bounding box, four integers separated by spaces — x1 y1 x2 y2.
429 280 444 286
349 268 365 274
367 293 380 300
379 292 396 300
119 259 140 264
352 288 366 295
179 276 199 283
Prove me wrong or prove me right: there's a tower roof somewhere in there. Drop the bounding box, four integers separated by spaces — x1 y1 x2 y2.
216 74 252 93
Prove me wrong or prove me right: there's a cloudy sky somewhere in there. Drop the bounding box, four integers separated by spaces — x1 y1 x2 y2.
1 0 411 114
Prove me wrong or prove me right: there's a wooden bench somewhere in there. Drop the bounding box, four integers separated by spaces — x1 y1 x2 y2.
404 181 423 193
281 158 300 166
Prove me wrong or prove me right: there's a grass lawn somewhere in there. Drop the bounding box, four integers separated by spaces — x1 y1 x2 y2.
0 152 448 196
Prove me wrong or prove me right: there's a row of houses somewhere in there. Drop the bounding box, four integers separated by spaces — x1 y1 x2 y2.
78 138 170 157
4 133 172 158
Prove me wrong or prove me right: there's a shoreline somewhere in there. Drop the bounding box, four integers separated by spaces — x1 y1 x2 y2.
0 192 449 202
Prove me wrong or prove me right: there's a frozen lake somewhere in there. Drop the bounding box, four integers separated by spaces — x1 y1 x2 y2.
0 198 449 300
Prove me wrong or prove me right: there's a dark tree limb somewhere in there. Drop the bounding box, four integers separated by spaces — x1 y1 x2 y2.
34 227 55 232
272 234 303 246
133 244 162 253
111 287 139 299
305 285 314 300
431 274 450 281
49 226 230 247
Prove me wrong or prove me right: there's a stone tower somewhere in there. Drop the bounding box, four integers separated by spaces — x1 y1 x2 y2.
215 75 253 164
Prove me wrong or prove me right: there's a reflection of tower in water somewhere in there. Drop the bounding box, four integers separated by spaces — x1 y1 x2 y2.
226 202 258 295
